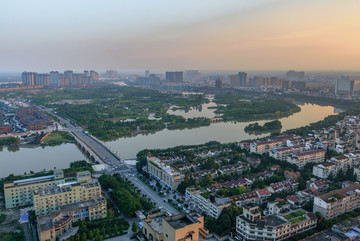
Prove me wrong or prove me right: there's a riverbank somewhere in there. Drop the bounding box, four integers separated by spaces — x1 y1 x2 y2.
41 131 75 146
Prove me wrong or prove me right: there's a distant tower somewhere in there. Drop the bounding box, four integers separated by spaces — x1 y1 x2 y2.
64 71 74 85
237 72 247 86
21 72 36 86
145 70 150 77
215 78 222 89
165 71 183 83
50 71 60 87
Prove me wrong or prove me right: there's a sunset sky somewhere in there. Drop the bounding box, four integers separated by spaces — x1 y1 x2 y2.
1 0 359 71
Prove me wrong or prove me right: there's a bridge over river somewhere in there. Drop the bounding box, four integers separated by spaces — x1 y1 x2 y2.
72 131 123 165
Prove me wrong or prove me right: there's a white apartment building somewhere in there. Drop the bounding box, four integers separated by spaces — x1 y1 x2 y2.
185 188 231 219
147 157 184 190
236 205 317 241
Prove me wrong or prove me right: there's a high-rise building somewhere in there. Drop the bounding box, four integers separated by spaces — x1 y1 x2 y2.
73 73 83 86
215 78 222 89
84 70 89 77
145 70 150 77
185 70 201 81
90 70 99 82
237 72 247 86
64 71 73 85
335 78 354 96
22 72 36 86
165 71 183 83
105 70 118 78
35 74 50 86
286 70 305 81
50 71 60 87
229 74 238 87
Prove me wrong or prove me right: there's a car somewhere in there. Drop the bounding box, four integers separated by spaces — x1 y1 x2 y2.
163 199 166 203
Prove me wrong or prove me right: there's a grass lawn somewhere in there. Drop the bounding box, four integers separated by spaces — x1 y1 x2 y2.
42 131 74 145
0 213 6 224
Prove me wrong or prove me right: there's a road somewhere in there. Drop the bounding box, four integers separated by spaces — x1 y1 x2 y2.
40 106 123 166
125 175 180 215
41 106 180 217
72 130 122 166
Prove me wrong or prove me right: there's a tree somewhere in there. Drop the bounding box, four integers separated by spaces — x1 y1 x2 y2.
75 233 81 241
132 222 138 233
113 224 118 235
81 233 87 241
108 209 115 219
89 231 94 240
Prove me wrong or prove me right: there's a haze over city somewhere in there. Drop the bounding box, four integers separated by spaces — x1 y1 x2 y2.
1 0 360 71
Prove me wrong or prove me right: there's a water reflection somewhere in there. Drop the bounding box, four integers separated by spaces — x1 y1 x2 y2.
107 102 340 159
0 143 90 178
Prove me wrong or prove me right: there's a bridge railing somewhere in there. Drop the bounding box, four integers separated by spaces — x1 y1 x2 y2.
88 134 122 161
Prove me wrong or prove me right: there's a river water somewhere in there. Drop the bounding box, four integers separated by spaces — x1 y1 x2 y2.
106 101 341 159
0 101 341 177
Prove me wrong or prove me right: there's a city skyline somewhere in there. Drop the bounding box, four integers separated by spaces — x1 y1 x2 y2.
1 0 360 71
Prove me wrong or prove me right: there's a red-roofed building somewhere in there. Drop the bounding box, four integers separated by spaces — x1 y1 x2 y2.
284 170 301 180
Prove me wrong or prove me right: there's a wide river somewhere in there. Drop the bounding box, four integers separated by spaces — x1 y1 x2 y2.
0 101 342 177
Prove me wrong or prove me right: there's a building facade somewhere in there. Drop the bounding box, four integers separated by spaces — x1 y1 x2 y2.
236 205 317 241
287 149 325 168
3 170 71 209
33 178 102 216
143 212 210 241
37 198 107 241
147 157 184 190
313 184 360 219
185 188 231 219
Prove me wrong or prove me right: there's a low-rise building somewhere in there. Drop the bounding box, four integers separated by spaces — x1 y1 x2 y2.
4 170 91 209
185 188 231 219
250 140 283 154
143 212 212 241
37 198 107 241
287 149 325 168
270 145 306 161
312 162 337 179
313 155 352 178
33 179 102 216
236 205 317 241
313 184 360 219
147 156 184 190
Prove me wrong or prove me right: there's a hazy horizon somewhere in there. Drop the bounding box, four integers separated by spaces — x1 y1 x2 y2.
1 0 360 72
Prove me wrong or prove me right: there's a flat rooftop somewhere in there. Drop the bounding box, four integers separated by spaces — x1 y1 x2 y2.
240 214 287 228
37 198 105 232
166 214 198 230
317 184 360 203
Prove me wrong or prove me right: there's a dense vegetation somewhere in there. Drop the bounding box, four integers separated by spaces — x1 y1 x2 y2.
0 226 24 241
205 205 242 236
99 174 155 216
214 94 301 121
65 218 130 241
25 87 209 140
0 136 20 146
244 120 282 134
